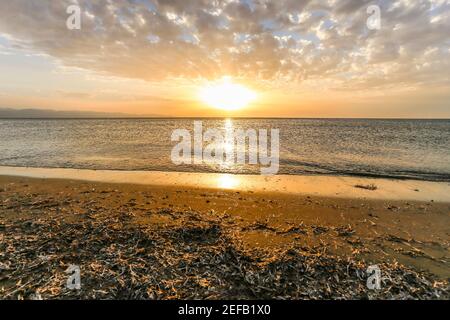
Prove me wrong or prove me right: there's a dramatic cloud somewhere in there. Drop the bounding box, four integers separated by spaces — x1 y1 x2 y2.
0 0 449 91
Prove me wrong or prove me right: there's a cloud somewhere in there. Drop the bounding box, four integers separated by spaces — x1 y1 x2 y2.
0 0 448 92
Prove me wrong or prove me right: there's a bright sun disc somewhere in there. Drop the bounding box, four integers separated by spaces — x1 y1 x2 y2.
199 78 256 111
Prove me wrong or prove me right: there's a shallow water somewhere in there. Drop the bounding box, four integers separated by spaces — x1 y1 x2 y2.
0 118 449 181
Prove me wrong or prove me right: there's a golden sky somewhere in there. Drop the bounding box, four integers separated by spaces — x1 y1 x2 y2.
0 0 449 118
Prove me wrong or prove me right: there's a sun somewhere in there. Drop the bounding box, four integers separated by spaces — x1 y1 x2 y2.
199 78 257 111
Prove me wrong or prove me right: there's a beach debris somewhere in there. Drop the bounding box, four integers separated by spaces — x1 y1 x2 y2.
1 182 448 300
278 225 308 236
387 205 400 211
334 225 355 237
354 184 378 191
242 220 277 232
368 220 377 226
312 226 329 235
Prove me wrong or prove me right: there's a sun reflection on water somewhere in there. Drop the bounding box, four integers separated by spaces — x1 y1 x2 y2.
223 118 234 156
218 118 236 169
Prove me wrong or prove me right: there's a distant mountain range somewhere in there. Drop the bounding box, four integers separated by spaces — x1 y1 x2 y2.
0 108 162 118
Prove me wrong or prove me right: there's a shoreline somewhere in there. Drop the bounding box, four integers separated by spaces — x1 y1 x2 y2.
1 166 450 202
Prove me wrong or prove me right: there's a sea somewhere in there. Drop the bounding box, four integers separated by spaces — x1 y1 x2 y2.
0 118 449 181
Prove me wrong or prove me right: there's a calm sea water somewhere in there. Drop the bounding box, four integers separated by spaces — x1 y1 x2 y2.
0 119 449 181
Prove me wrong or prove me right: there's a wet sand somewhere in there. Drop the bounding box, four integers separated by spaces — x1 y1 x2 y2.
2 166 450 202
0 170 449 299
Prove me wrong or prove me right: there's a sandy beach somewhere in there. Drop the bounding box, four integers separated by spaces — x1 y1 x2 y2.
1 168 449 299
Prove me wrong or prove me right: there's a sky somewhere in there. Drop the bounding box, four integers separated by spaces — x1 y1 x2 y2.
0 0 449 118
